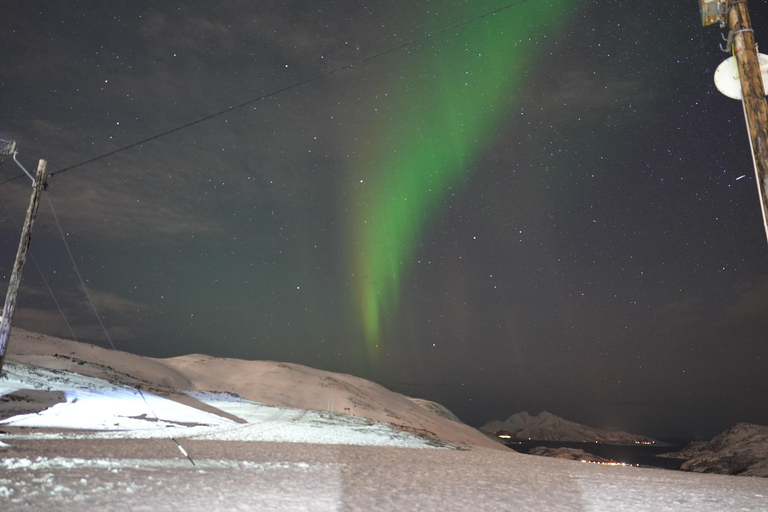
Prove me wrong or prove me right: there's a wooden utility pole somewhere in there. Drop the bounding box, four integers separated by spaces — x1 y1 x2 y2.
729 1 768 242
0 159 49 373
702 0 768 242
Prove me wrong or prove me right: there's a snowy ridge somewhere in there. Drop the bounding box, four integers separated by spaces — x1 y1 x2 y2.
481 411 661 444
3 328 501 450
0 361 442 448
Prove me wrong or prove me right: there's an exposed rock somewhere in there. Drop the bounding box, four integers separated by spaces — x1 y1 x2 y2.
678 423 768 477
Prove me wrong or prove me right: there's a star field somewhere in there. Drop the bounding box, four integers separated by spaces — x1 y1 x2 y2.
1 0 767 440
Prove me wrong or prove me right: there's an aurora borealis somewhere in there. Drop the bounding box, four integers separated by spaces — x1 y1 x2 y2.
350 0 573 354
2 0 768 440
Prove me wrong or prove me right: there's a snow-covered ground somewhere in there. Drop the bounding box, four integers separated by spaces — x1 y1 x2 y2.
2 330 768 510
2 438 768 511
0 362 437 448
4 328 500 450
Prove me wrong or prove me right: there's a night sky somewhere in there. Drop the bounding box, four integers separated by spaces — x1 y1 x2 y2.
2 0 767 441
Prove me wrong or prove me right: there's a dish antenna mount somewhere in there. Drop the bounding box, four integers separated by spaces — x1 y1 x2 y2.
0 136 36 185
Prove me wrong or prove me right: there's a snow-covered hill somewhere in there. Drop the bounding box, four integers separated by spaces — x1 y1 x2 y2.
0 361 444 448
481 411 661 445
672 423 768 477
2 328 501 450
3 331 768 509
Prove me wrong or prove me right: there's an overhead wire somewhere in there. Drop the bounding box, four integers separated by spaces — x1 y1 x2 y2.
0 175 194 464
0 1 534 463
43 190 196 465
0 0 530 185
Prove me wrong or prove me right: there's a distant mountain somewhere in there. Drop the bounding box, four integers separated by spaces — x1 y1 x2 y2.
526 446 612 463
669 423 768 477
481 411 661 445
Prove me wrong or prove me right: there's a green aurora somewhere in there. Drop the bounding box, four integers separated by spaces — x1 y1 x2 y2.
350 0 575 355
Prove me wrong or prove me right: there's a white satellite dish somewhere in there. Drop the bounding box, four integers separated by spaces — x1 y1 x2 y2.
714 54 768 100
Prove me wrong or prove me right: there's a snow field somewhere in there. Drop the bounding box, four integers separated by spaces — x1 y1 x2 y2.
0 363 440 448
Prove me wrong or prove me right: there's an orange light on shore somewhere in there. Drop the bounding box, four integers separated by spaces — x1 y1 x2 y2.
580 460 637 467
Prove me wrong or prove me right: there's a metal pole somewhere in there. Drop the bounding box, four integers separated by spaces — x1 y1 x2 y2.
0 159 49 373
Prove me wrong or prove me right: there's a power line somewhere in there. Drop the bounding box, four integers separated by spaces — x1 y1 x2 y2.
44 191 195 465
0 172 28 186
1 0 530 185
